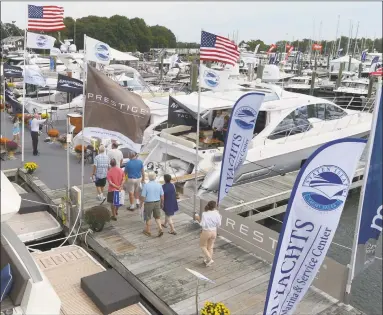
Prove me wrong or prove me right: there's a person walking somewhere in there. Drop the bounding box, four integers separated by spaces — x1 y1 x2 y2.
140 172 164 237
124 152 145 210
195 201 221 267
161 174 178 235
106 158 125 221
30 114 47 156
92 145 109 202
107 142 124 168
12 116 20 146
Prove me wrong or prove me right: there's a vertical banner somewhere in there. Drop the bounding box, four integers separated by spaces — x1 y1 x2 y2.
263 138 366 315
353 88 382 276
217 92 265 204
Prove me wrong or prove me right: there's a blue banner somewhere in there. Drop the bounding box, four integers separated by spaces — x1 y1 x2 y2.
263 138 366 315
353 88 382 276
217 93 265 204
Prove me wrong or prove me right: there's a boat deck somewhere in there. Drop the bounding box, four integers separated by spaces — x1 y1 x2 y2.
32 245 149 315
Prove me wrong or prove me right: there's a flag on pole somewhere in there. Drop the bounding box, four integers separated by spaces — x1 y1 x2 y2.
253 44 260 56
199 31 240 66
370 56 380 73
370 67 382 76
23 68 46 87
26 31 56 49
199 65 230 91
85 36 111 65
267 44 277 54
84 65 150 153
28 5 65 32
4 83 25 114
217 93 265 204
352 88 382 277
312 43 322 51
263 138 366 315
337 48 343 57
3 64 23 78
361 49 368 62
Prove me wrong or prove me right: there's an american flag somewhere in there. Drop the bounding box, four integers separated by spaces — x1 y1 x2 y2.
200 31 239 66
28 5 65 32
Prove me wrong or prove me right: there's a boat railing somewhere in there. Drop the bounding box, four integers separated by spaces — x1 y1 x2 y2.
262 110 371 146
319 95 375 112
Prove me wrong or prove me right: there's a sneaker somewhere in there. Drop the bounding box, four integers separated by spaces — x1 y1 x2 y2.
97 195 102 201
205 259 214 267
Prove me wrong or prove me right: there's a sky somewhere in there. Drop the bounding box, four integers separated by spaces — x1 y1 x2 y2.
1 1 382 44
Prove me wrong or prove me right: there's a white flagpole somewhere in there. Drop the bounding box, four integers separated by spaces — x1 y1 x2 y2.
21 27 27 162
81 34 87 216
344 89 381 303
2 78 5 138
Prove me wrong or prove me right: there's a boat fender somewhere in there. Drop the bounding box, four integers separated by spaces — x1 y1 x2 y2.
239 60 245 68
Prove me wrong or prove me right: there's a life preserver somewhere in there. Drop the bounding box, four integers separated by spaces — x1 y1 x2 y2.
239 60 245 68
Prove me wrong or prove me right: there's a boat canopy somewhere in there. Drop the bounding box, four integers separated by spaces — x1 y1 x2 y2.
109 47 139 61
1 171 21 222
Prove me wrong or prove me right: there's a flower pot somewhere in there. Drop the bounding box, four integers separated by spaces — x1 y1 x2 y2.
27 170 34 174
8 150 15 159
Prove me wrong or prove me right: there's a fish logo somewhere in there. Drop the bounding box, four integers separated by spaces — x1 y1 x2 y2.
203 70 220 88
36 35 48 48
302 165 350 212
94 42 110 62
233 106 257 130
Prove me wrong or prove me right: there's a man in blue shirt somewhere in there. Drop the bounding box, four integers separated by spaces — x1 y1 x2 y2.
124 153 145 210
141 172 164 237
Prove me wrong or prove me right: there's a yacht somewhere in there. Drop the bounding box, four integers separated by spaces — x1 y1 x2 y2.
284 76 321 95
333 78 369 97
1 171 61 315
139 88 372 195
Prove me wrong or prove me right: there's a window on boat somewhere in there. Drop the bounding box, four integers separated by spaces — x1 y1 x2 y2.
253 110 267 135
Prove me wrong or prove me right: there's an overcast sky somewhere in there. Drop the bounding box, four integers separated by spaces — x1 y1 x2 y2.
1 1 382 43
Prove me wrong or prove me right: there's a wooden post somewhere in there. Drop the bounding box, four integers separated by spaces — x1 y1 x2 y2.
358 63 363 78
191 63 198 92
159 55 164 81
367 76 374 98
348 55 352 71
336 62 345 89
310 52 318 96
256 64 264 80
327 54 330 70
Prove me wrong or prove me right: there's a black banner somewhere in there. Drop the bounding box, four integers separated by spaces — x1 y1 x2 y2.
3 63 23 78
5 83 27 114
168 96 196 127
56 74 83 94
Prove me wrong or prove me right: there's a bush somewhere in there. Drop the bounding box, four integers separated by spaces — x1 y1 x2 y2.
84 206 111 232
200 302 230 315
6 141 18 151
41 113 50 119
48 129 59 137
24 162 38 172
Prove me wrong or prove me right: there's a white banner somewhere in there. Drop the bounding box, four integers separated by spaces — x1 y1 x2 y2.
82 127 141 153
263 138 366 315
85 35 111 65
217 92 265 204
23 67 46 87
199 64 230 91
26 32 56 49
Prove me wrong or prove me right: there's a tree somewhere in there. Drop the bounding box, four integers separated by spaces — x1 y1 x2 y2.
150 25 176 48
1 22 23 40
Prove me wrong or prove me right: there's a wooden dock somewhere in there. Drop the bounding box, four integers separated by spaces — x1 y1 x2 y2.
38 163 367 315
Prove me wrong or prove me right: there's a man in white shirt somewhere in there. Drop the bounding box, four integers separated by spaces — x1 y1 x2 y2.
107 142 124 168
30 114 47 156
212 110 224 141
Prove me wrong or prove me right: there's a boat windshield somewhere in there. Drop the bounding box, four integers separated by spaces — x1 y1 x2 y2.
341 82 368 89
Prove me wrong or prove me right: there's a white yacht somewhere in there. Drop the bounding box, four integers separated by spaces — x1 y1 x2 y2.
1 172 61 315
139 88 372 194
284 76 321 94
333 78 369 97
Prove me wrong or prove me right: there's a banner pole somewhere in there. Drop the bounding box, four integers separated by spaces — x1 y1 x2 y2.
21 27 27 163
2 78 5 138
81 34 87 216
193 59 201 214
344 91 380 303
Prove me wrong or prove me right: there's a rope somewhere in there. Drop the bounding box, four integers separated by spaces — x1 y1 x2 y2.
20 198 61 209
26 230 92 248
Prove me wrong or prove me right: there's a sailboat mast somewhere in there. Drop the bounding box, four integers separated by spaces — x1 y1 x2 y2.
352 21 359 57
333 15 340 57
346 20 353 55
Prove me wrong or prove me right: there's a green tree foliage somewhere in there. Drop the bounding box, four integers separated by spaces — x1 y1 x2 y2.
150 25 176 48
1 23 23 40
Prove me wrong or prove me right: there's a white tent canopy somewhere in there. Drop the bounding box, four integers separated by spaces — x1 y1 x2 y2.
330 55 361 72
110 47 139 61
1 171 21 222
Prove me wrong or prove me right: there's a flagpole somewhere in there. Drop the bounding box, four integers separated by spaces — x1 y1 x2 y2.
81 34 87 217
21 25 27 162
2 78 5 138
344 89 381 303
193 58 202 215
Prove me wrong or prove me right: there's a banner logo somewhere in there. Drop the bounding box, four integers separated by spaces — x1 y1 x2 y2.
203 69 220 88
94 42 110 62
302 165 350 212
36 35 48 48
234 106 257 130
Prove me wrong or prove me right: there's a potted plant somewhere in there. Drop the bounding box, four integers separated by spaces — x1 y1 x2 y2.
199 131 206 142
74 144 86 158
57 134 68 149
6 141 18 159
41 112 50 119
200 302 230 315
47 129 59 142
0 137 9 150
84 206 111 232
24 162 38 174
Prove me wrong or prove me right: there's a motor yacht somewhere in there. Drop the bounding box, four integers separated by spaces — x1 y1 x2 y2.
139 88 372 195
284 75 321 95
